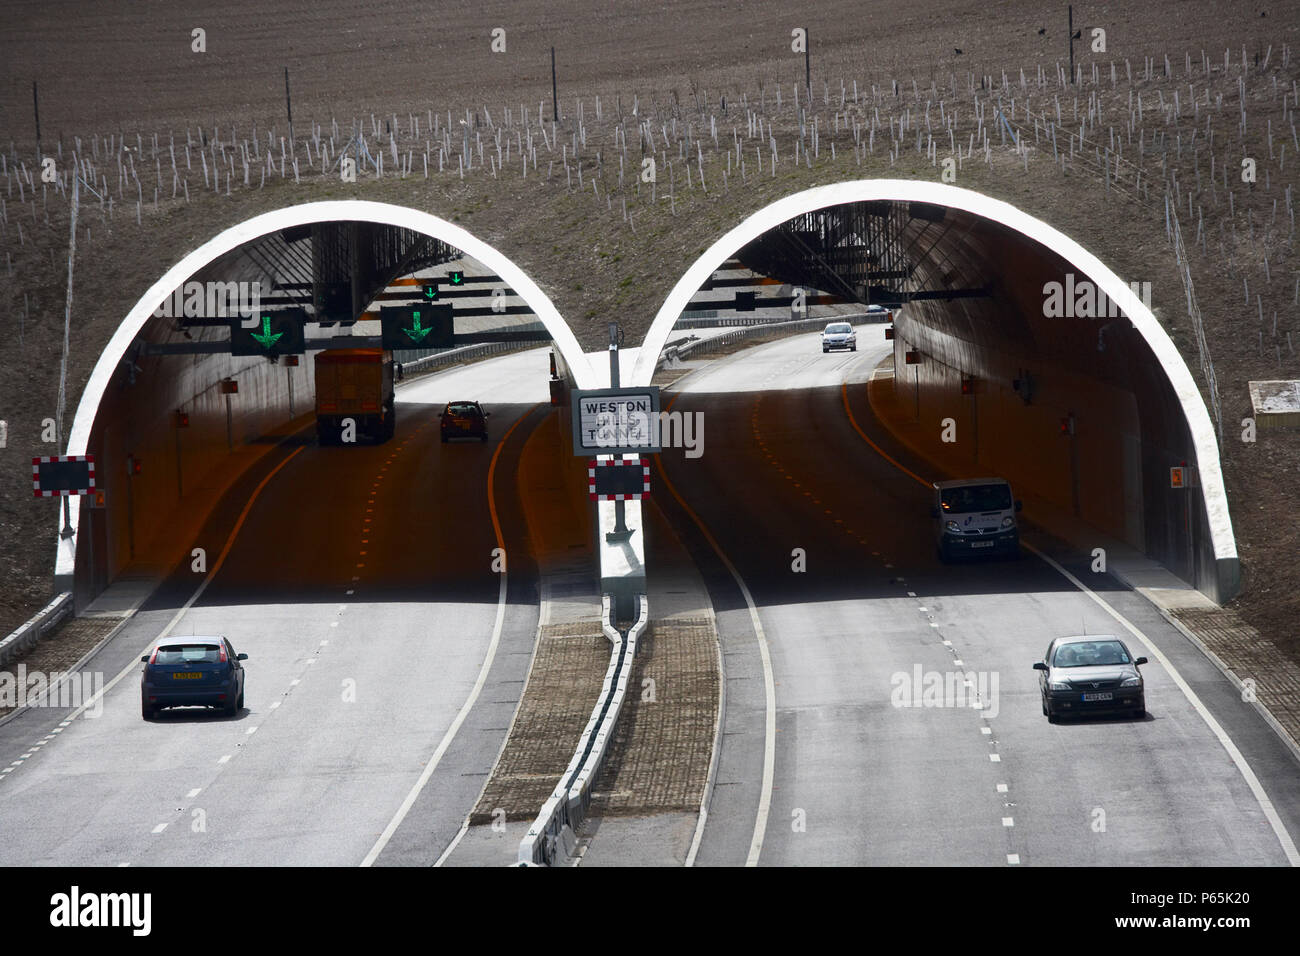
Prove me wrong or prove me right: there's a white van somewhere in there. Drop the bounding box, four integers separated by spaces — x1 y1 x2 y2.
931 478 1022 561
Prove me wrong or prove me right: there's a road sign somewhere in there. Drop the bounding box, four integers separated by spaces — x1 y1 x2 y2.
571 387 662 456
32 455 95 497
734 290 756 311
381 303 453 350
1170 466 1186 488
229 308 306 357
588 458 650 500
448 270 465 285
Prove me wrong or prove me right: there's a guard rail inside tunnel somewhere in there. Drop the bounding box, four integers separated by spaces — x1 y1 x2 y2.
632 180 1238 603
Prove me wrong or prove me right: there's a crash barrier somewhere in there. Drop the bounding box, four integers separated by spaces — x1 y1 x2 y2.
0 592 74 667
659 312 885 368
518 594 648 866
672 309 882 331
397 340 529 378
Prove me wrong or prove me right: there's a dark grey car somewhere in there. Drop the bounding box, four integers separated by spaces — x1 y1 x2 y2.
1034 635 1147 722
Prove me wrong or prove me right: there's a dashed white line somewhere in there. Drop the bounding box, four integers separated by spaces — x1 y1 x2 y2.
152 824 167 834
186 788 201 798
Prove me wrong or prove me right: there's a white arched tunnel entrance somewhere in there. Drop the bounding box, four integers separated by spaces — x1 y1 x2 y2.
55 200 599 593
631 181 1238 602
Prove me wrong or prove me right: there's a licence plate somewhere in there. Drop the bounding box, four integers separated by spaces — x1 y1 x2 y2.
970 540 994 549
1081 692 1113 702
172 673 202 680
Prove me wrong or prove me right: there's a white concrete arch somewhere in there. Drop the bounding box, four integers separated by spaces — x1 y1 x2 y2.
630 180 1237 571
56 200 598 580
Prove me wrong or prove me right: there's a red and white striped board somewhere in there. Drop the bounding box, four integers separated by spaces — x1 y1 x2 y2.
588 457 651 501
32 455 96 497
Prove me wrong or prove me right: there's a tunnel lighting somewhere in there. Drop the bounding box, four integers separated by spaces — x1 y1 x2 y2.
884 326 895 340
285 355 300 367
905 350 920 364
219 379 238 395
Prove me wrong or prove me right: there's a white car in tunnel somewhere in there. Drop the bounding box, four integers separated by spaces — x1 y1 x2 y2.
931 477 1022 561
821 322 857 353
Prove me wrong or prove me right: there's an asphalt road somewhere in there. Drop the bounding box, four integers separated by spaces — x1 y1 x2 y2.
0 350 553 866
655 330 1300 866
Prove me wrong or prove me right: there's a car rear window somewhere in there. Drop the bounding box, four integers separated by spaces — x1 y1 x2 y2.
155 645 221 665
940 484 1012 512
447 403 478 415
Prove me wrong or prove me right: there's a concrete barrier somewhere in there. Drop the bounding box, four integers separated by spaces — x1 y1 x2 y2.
658 312 886 368
398 340 530 378
518 594 648 866
0 593 74 667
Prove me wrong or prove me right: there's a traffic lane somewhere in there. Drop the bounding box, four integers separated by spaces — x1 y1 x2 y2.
0 398 538 865
662 386 1013 864
838 370 1298 864
130 398 538 866
396 346 553 406
762 357 1290 864
663 332 1292 864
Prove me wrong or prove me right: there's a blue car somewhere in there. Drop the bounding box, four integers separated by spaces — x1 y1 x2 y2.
141 636 246 719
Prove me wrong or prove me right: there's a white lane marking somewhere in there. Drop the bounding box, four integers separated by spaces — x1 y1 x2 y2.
981 727 992 735
655 409 777 868
19 448 305 734
361 405 539 867
269 701 280 710
1007 854 1021 864
217 755 231 764
152 824 166 834
1028 545 1300 866
186 788 201 798
1002 817 1015 827
118 862 130 867
290 679 299 687
433 821 471 867
997 784 1008 793
989 754 1002 762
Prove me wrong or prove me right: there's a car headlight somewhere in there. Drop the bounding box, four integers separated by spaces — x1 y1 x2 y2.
1121 676 1142 687
1048 680 1072 691
945 520 961 533
1001 516 1014 528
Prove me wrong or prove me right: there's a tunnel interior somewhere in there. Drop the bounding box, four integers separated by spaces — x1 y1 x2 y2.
655 191 1236 603
67 217 565 610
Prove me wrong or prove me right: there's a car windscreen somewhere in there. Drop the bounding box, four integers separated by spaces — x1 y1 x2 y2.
825 324 851 334
940 484 1011 513
154 645 221 665
1052 641 1131 667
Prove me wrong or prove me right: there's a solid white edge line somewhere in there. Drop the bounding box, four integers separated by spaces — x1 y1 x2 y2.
685 595 726 868
362 403 540 867
360 570 507 868
1027 544 1300 867
659 391 775 868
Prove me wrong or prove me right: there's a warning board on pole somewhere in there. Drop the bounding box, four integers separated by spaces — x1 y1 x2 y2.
33 456 96 497
588 458 650 501
571 387 662 456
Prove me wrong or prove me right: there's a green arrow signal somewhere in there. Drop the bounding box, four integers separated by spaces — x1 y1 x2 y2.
424 285 437 299
251 315 284 350
402 310 432 343
450 271 464 285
